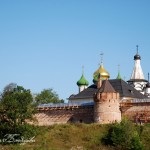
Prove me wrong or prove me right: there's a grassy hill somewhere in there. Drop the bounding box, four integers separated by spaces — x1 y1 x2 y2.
0 123 150 150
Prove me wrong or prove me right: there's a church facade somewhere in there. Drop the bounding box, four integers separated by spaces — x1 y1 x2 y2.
69 46 150 104
34 47 150 125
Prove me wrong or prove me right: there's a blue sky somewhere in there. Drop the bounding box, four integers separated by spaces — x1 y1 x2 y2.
0 0 150 101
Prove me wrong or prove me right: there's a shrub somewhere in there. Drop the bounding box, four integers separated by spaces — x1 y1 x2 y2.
0 123 37 144
102 119 143 150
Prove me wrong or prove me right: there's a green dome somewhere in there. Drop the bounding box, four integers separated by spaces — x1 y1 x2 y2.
116 71 122 79
77 74 89 86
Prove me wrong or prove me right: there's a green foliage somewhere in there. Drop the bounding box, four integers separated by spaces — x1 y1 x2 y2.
0 83 34 126
0 123 37 140
35 88 64 104
102 119 143 150
0 83 36 138
140 124 150 150
0 123 150 150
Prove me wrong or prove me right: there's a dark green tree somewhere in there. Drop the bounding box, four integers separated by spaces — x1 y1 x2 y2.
35 88 64 104
0 83 35 128
102 118 143 150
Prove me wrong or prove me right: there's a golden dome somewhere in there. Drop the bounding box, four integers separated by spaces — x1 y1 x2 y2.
93 64 110 82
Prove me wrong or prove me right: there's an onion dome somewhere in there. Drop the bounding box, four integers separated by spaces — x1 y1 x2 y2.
77 74 89 86
93 64 110 83
134 45 141 60
116 65 122 79
116 71 122 79
134 54 141 60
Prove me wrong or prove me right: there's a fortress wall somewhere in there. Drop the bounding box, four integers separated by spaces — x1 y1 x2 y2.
31 101 150 126
122 103 150 123
33 106 94 126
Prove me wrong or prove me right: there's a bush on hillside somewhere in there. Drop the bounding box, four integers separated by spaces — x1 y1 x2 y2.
102 119 144 150
0 123 37 144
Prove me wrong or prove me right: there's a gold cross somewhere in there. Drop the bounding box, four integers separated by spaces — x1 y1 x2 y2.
100 52 104 64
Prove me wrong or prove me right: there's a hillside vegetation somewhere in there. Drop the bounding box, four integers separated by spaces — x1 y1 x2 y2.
0 121 150 150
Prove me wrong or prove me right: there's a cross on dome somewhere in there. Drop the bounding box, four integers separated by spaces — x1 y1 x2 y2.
82 65 84 74
136 45 139 54
100 52 104 63
118 64 120 71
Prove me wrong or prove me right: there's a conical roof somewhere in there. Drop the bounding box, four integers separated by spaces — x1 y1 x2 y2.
77 74 89 86
130 47 145 80
98 80 116 93
93 64 110 83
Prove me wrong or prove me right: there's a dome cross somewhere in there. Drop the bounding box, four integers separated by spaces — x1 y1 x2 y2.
100 52 104 64
136 45 139 54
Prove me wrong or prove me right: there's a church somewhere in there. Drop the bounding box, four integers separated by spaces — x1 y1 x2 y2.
35 46 150 125
69 46 150 104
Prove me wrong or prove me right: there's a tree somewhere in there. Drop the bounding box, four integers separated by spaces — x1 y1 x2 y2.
102 118 143 150
0 83 35 128
35 88 64 104
3 83 17 93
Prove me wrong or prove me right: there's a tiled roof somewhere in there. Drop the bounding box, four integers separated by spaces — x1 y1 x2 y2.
110 79 146 99
69 84 97 99
69 79 147 100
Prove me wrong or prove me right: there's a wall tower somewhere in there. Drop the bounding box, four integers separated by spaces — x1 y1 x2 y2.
93 78 121 124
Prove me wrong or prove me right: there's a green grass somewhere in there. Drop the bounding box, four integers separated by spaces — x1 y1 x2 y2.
0 123 150 150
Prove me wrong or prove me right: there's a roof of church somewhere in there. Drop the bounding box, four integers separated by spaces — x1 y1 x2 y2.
69 79 147 100
134 45 141 60
110 79 147 98
130 47 145 80
93 63 110 83
98 80 116 93
134 54 141 60
77 74 89 86
116 71 122 79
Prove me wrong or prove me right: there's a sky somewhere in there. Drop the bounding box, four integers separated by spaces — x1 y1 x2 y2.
0 0 150 102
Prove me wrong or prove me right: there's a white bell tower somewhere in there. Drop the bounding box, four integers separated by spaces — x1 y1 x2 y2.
127 45 148 94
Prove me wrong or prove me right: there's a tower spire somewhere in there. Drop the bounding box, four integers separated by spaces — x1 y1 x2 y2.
131 45 144 79
127 46 148 93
